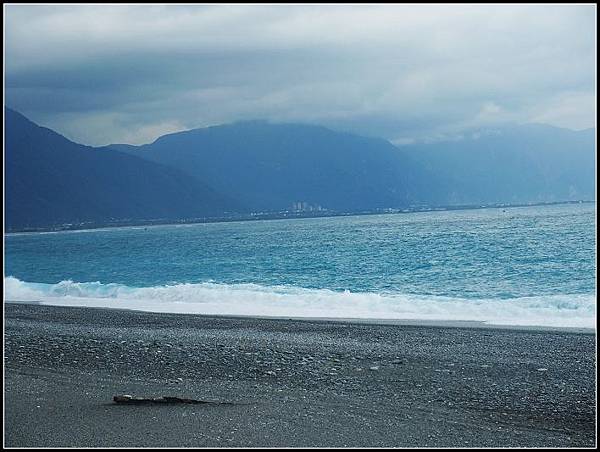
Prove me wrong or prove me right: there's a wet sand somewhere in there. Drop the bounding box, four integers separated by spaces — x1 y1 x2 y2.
4 303 596 447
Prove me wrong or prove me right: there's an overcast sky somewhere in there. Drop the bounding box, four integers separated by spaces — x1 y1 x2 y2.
4 4 597 146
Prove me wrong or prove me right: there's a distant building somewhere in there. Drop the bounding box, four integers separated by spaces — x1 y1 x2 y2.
290 201 325 212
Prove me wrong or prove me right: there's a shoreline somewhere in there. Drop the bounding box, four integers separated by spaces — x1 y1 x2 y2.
5 303 596 447
4 300 595 334
5 199 595 235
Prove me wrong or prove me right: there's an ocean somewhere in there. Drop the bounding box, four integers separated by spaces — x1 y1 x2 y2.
4 203 596 328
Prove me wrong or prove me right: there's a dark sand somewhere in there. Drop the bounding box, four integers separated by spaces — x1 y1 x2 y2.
4 303 596 447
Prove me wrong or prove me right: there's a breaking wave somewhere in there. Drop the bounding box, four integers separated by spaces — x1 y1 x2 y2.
4 276 596 328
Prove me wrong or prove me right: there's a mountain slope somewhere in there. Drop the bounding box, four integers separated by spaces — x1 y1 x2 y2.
109 120 595 212
6 109 595 232
406 124 596 204
107 121 447 212
5 108 240 231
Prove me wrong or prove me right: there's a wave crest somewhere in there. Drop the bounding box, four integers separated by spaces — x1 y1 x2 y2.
4 276 596 328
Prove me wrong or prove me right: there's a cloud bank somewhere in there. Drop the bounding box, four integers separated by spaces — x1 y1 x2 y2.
5 4 596 145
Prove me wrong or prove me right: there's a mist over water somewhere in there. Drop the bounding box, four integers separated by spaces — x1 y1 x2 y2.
4 203 596 327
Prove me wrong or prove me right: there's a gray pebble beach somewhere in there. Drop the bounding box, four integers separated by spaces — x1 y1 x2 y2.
4 303 596 447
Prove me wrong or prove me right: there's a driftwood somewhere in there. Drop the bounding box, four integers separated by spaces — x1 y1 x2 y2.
113 395 220 405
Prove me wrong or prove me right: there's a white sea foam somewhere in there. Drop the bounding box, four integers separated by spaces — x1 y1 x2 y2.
4 276 596 328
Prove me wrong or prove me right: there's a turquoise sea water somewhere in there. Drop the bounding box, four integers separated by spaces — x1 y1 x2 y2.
4 203 596 327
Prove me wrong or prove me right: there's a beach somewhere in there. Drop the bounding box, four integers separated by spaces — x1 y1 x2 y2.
4 303 596 447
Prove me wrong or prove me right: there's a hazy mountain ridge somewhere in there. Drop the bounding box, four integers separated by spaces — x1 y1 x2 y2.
407 123 596 204
109 119 595 211
105 121 451 212
5 108 595 231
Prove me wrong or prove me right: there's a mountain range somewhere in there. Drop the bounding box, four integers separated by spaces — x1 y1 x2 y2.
5 108 239 231
4 108 596 231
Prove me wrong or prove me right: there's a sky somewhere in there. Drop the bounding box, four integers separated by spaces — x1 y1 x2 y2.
4 4 597 146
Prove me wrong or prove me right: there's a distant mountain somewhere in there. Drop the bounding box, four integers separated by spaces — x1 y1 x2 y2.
105 121 447 212
5 108 595 232
405 124 596 204
5 108 240 231
108 120 595 212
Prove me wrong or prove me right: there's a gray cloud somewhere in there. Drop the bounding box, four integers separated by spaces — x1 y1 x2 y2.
5 4 596 146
